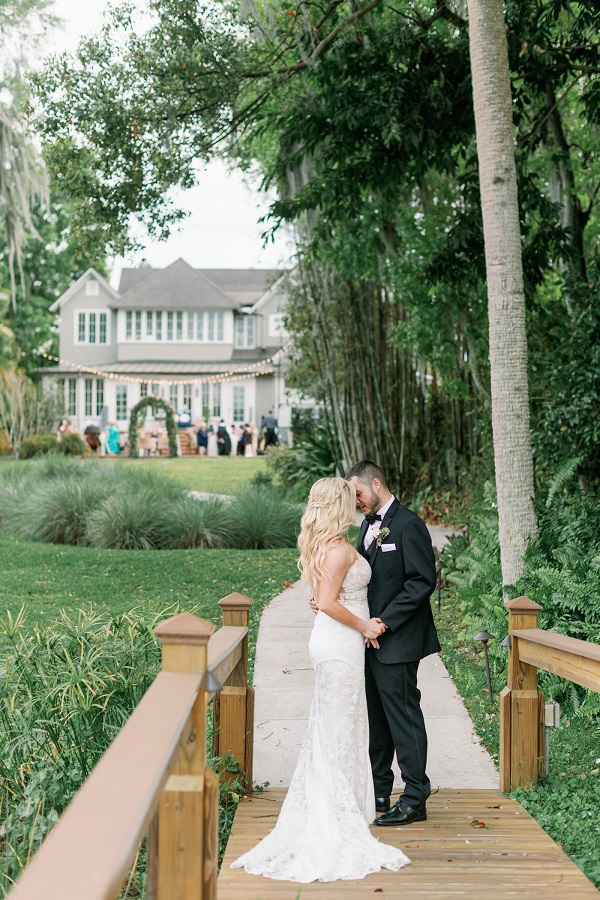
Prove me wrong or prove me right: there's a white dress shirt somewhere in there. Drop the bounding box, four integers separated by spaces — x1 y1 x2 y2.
363 495 396 551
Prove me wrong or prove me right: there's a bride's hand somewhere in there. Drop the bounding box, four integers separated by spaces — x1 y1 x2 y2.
362 617 386 641
365 636 380 649
308 596 319 615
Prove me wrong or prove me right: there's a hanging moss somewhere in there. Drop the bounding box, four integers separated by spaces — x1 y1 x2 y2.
128 396 178 458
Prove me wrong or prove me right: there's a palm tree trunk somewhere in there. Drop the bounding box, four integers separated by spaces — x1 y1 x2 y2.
467 0 538 586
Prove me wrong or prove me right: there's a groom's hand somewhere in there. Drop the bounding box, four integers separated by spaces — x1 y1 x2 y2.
362 617 386 641
308 596 319 615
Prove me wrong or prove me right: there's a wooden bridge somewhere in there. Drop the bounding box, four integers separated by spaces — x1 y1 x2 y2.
8 596 600 898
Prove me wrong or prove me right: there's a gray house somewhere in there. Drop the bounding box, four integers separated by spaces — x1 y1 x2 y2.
41 258 294 436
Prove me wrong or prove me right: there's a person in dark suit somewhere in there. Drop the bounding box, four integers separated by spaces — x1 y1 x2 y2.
345 460 440 826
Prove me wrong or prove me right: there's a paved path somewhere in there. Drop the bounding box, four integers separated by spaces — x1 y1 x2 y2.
253 525 498 791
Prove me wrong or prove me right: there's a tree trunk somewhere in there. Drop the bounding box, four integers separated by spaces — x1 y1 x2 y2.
467 0 538 586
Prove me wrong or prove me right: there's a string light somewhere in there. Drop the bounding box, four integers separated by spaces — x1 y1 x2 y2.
41 353 279 385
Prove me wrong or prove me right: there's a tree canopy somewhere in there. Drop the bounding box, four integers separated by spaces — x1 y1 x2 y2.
30 0 600 486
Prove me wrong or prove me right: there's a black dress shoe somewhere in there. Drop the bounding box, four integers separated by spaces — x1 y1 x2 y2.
375 796 390 813
373 799 427 826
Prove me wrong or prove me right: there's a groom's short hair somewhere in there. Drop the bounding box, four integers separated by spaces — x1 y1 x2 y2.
345 460 388 489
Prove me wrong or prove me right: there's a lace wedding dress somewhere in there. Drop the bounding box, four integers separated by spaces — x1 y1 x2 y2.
231 554 410 883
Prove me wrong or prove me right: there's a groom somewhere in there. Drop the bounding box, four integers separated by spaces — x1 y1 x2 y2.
346 460 440 826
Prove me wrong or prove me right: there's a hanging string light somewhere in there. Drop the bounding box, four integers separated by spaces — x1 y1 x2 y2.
41 353 280 385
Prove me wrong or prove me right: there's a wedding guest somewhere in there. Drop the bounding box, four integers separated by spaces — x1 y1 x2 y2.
196 422 208 456
106 422 121 455
262 410 278 448
217 422 231 456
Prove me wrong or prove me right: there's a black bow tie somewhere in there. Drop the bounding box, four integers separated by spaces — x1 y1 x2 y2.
365 513 383 526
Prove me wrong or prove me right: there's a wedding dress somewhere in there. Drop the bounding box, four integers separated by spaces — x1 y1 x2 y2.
231 554 410 883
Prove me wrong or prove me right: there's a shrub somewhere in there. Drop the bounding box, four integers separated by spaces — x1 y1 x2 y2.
58 433 88 456
265 421 335 499
9 476 109 546
157 495 231 549
444 461 600 718
226 488 301 549
0 606 162 893
18 433 58 458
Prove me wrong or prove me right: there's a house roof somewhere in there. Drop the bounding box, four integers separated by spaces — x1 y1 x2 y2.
115 259 282 309
111 258 237 311
49 268 120 313
38 359 277 377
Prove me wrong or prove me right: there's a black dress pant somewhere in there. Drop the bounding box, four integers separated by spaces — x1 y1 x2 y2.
365 651 431 807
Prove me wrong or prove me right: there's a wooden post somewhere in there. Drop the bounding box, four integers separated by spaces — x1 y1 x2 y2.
152 612 215 900
499 597 543 792
214 593 254 792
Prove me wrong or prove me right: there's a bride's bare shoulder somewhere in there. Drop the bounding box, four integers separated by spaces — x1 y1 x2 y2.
322 542 355 575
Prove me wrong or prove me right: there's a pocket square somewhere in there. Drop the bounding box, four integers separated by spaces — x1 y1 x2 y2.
381 543 396 552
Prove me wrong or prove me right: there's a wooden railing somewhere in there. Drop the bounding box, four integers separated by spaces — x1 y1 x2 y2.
8 593 254 900
500 596 600 792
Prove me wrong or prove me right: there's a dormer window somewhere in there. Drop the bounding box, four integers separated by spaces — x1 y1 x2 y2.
235 315 255 348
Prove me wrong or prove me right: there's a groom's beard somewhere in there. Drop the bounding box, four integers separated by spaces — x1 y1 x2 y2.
362 489 382 517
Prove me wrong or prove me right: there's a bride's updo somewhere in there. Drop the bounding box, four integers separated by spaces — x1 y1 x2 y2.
297 477 356 594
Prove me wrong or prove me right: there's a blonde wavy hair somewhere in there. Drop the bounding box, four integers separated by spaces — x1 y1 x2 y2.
297 477 356 594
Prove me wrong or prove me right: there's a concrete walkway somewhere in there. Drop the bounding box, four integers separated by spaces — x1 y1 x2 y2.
253 526 498 791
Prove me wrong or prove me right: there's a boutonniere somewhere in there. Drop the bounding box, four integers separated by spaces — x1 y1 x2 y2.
375 527 390 548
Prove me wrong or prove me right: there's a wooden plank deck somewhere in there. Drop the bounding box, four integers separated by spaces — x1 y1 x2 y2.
219 788 599 898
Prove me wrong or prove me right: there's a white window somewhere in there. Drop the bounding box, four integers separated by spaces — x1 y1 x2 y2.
85 379 94 416
169 384 178 409
196 311 204 340
269 313 289 338
187 312 194 340
140 382 148 398
233 386 245 422
146 311 153 337
116 384 128 420
183 384 191 411
85 378 105 416
126 311 133 340
156 312 163 341
167 312 174 341
176 312 183 340
85 281 99 296
202 382 210 417
217 311 224 341
96 379 104 415
67 378 77 416
135 311 142 340
207 312 215 341
76 311 109 344
235 316 255 348
212 382 221 417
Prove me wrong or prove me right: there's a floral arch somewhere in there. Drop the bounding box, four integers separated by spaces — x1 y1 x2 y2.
128 396 178 458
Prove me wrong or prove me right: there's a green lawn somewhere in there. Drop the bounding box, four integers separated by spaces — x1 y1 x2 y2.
121 455 267 493
0 531 298 679
0 454 267 494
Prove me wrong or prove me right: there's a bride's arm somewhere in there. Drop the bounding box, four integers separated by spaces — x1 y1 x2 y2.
317 547 385 643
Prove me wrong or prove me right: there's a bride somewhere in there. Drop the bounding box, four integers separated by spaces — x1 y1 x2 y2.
231 477 410 883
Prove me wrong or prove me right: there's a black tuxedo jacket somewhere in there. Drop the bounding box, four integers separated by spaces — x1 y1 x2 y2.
358 499 441 665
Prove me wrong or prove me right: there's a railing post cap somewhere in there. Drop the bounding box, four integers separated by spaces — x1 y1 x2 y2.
219 592 253 611
504 596 542 614
154 611 215 645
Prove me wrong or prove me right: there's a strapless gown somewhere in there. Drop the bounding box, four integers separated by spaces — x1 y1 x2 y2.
231 555 410 882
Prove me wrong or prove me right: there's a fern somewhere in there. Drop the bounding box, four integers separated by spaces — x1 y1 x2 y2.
444 471 600 719
545 456 582 508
